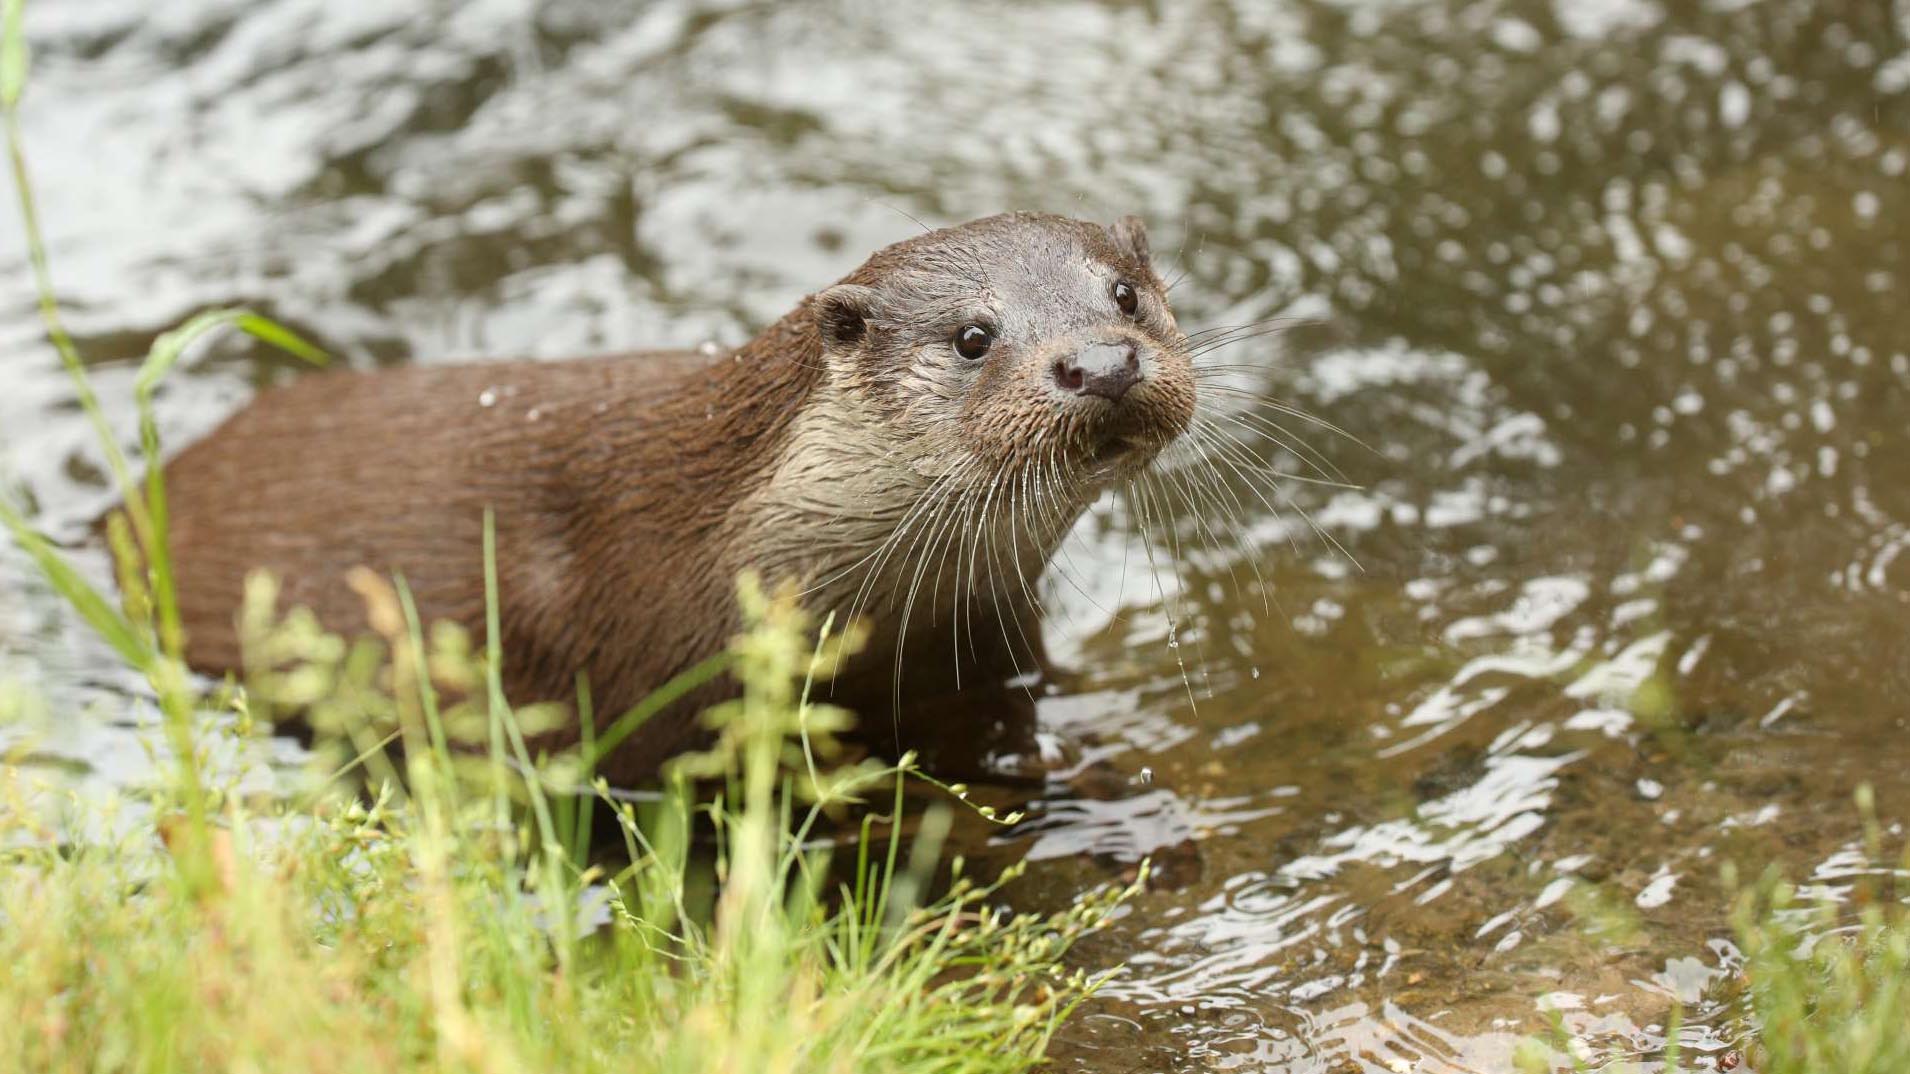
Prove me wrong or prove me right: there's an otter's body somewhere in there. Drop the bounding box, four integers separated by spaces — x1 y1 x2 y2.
160 213 1195 782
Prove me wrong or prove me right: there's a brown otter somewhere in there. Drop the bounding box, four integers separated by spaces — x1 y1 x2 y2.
158 212 1196 783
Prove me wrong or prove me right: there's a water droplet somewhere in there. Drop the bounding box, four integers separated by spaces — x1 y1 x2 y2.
526 407 542 422
477 389 497 408
697 339 721 357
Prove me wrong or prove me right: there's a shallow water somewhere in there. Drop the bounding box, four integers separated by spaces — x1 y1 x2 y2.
2 0 1907 1069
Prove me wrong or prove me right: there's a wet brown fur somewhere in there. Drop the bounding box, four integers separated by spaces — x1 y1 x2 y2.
156 212 1193 784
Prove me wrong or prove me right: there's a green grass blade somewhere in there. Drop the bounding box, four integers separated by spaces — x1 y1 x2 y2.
0 496 151 668
588 652 729 768
0 0 26 108
567 673 597 867
135 306 326 397
236 312 328 365
132 307 325 657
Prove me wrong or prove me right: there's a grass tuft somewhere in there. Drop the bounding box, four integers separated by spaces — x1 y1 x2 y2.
0 576 1134 1073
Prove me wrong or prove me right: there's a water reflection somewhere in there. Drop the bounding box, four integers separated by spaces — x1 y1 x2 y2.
2 0 1907 1069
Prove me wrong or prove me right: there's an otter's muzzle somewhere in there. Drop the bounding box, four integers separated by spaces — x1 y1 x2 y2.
1052 341 1141 402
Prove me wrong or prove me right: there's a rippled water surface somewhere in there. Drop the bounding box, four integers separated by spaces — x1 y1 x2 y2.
3 0 1908 1069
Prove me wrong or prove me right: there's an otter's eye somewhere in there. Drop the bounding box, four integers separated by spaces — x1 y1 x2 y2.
1113 280 1139 316
954 324 993 360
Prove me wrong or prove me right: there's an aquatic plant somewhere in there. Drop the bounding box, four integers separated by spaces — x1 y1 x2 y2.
1516 788 1910 1074
1708 788 1910 1074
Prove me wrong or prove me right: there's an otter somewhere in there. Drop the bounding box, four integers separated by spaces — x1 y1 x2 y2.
158 212 1196 783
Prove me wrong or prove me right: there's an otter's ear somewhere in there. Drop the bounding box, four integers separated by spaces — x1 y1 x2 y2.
1109 214 1152 266
812 284 883 350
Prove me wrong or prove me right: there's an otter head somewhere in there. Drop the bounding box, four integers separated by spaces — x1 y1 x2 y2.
809 212 1195 511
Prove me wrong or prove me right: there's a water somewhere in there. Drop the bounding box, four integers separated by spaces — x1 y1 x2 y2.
2 0 1907 1068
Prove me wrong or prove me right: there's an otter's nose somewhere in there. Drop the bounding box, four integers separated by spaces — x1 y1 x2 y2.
1053 342 1141 402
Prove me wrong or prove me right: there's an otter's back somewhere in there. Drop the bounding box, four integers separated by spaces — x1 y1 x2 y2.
163 351 711 674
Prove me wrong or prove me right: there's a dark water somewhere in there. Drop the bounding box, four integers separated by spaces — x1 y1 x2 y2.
3 0 1907 1069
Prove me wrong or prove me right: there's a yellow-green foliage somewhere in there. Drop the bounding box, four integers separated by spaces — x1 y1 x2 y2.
1720 795 1910 1074
1516 802 1910 1074
0 576 1131 1074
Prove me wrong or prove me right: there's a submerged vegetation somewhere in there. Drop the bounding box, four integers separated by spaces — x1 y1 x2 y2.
0 6 1130 1070
1716 835 1910 1074
1515 792 1910 1074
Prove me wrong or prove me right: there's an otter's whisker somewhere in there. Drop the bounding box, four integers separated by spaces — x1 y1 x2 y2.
1160 224 1202 295
1130 473 1202 717
920 474 985 689
1144 466 1217 700
830 479 933 616
1154 433 1251 600
1116 482 1135 610
1192 380 1379 458
891 468 977 709
1185 420 1311 561
868 479 961 722
1196 402 1354 486
807 463 955 601
1179 315 1320 348
1180 424 1363 490
1199 421 1365 573
947 486 977 679
1187 413 1350 493
891 464 975 616
995 545 1042 689
1165 424 1272 610
961 455 1017 673
1148 443 1304 629
842 464 967 643
1021 444 1083 622
1004 465 1038 610
972 466 1035 691
1033 444 1116 623
1183 320 1319 361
